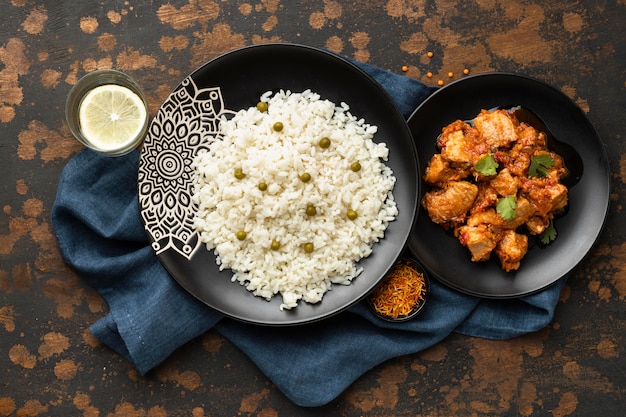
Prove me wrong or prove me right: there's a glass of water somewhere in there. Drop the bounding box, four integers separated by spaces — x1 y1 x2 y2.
65 69 149 157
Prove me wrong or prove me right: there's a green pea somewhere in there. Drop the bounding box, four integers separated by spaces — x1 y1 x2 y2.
236 230 247 240
306 204 317 216
350 161 362 172
271 240 281 251
273 121 284 132
234 167 245 179
347 209 358 220
319 137 331 148
303 242 314 253
256 101 268 112
258 181 268 191
299 172 311 183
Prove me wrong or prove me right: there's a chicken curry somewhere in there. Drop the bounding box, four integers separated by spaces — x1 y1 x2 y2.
422 108 568 271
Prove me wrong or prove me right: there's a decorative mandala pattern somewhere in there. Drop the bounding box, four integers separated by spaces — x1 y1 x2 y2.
138 77 235 259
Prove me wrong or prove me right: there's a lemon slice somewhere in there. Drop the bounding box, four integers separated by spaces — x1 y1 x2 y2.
78 84 147 151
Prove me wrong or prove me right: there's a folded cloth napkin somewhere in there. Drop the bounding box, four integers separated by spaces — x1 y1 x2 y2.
52 61 567 407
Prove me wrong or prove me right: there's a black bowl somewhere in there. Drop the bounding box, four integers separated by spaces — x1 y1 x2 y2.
407 72 609 298
368 257 429 322
138 44 420 325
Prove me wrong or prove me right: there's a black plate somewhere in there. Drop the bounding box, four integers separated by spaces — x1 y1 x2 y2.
407 72 609 298
138 44 419 325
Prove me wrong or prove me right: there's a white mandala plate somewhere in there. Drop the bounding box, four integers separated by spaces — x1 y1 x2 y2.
139 77 235 260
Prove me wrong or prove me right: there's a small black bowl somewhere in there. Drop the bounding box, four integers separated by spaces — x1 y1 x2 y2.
368 257 429 322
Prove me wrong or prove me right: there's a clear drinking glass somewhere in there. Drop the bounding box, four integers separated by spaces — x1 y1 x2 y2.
65 69 149 157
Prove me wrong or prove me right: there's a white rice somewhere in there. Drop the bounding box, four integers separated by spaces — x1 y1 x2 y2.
191 89 397 310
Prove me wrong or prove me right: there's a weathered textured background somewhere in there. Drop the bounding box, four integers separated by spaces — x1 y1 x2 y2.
1 0 624 416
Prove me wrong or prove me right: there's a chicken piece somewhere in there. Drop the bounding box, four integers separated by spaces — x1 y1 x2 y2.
457 223 500 262
517 123 546 148
505 197 536 229
525 215 550 235
474 109 519 148
468 196 534 230
466 208 505 228
545 153 568 181
547 183 569 213
506 146 532 177
523 180 568 216
437 120 486 165
490 168 520 197
422 181 478 226
469 183 499 215
440 127 471 163
423 154 471 185
495 230 528 272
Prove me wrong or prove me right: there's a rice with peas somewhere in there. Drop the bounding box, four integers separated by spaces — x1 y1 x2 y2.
191 89 397 310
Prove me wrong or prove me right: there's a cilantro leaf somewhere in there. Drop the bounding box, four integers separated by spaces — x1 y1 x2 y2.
540 220 557 244
529 154 555 177
496 195 517 221
475 154 499 176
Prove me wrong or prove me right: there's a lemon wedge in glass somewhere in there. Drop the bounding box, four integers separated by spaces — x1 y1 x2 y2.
78 84 148 152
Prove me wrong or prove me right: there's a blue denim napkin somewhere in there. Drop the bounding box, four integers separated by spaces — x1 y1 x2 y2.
52 62 566 407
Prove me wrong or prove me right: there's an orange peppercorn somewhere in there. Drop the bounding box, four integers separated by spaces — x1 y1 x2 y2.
437 80 444 86
401 65 408 72
463 68 470 75
427 51 433 58
448 71 454 78
426 71 433 78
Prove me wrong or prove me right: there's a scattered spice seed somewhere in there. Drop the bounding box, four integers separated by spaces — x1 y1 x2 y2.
306 204 317 216
427 51 433 58
401 65 408 72
463 68 470 75
448 71 454 78
347 209 358 220
350 161 362 172
319 137 331 148
256 101 268 112
258 181 268 191
369 261 427 319
303 242 314 253
437 80 444 86
236 230 247 240
271 240 281 250
426 72 433 78
299 172 311 183
273 121 283 132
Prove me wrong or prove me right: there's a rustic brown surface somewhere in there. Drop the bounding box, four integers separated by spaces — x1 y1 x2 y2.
1 0 625 416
